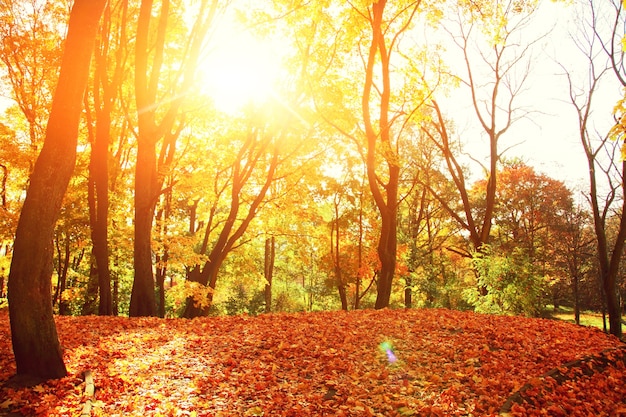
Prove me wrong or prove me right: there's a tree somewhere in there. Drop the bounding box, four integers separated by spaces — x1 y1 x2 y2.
399 139 461 309
423 2 541 259
0 0 67 169
254 0 426 310
466 162 575 316
360 0 423 309
84 0 131 316
7 0 106 380
182 120 281 318
565 0 626 337
323 175 362 311
130 0 218 316
489 161 573 260
553 205 595 324
0 122 25 249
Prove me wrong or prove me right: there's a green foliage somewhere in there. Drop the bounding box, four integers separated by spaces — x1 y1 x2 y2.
411 263 469 311
274 290 306 313
58 269 90 316
223 283 265 316
464 245 547 317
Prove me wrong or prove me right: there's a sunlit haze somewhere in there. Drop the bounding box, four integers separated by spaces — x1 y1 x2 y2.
197 23 283 114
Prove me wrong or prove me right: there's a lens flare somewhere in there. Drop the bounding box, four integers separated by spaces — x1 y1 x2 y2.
379 340 397 364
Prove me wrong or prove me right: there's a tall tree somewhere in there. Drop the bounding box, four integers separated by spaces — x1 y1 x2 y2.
565 0 626 337
84 0 130 316
182 122 280 318
362 0 409 308
7 0 106 380
264 235 275 313
130 0 219 316
423 2 541 259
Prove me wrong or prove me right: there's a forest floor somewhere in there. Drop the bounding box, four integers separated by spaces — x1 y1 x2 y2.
0 308 625 417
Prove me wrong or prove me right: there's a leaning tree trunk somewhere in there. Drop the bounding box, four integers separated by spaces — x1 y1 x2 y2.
7 0 106 380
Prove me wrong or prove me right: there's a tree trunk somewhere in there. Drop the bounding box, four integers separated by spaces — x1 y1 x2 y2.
354 192 364 310
264 236 275 313
374 224 397 309
88 0 128 318
53 234 71 315
573 274 580 325
332 205 348 311
372 175 399 309
603 269 622 337
7 0 106 380
88 115 113 315
154 187 172 318
129 137 158 316
128 0 162 317
586 155 626 337
112 277 119 316
82 260 99 315
362 0 400 309
155 251 168 318
404 276 412 309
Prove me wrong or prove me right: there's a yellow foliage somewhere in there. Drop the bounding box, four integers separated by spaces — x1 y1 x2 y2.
181 281 214 309
61 287 83 303
610 91 626 160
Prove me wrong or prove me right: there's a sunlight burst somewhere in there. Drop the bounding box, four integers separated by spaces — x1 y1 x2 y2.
197 25 282 114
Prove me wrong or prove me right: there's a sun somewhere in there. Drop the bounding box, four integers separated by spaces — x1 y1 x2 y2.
197 24 283 114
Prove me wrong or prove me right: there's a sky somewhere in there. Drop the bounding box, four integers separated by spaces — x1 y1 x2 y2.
485 0 622 194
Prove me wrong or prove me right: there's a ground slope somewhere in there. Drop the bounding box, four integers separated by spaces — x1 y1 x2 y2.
0 308 624 416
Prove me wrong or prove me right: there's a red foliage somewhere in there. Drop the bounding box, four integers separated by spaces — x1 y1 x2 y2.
0 308 623 416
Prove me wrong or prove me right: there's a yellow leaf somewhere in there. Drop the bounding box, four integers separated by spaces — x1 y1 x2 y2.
245 406 263 416
0 399 15 409
33 385 46 393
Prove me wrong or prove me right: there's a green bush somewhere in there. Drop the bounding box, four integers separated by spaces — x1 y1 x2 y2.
464 246 546 317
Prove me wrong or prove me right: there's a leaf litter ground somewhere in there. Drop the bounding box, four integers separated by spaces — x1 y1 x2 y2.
0 308 624 416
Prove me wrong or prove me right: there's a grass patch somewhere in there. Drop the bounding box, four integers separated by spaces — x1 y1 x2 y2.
550 305 607 330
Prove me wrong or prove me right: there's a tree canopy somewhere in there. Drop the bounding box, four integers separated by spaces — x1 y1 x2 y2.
0 0 624 341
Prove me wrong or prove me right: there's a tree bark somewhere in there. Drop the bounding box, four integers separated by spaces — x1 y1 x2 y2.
87 2 121 315
155 189 172 318
129 133 158 316
129 0 215 316
53 233 71 315
129 0 163 317
332 200 348 311
7 0 106 380
361 0 401 310
264 236 275 313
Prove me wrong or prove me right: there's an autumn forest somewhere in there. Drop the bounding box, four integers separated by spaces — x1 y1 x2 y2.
1 0 626 414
